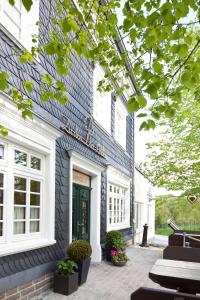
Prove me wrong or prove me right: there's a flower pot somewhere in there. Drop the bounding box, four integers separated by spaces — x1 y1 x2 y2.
77 257 91 285
54 272 79 295
112 260 127 267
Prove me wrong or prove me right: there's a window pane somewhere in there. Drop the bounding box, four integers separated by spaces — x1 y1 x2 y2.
30 207 40 219
30 194 40 206
30 180 40 193
14 221 25 234
30 221 39 233
31 156 41 170
0 174 3 188
14 177 26 191
0 207 3 220
14 207 26 219
15 150 27 166
0 145 4 159
0 222 2 236
0 190 3 204
14 192 26 205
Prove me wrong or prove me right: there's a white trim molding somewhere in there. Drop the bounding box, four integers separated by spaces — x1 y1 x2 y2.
0 93 62 256
68 150 106 262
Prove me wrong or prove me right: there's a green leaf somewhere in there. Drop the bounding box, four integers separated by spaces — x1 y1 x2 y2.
0 71 9 91
23 81 34 93
147 119 156 129
127 97 139 113
153 60 163 73
181 70 192 88
137 95 147 108
8 0 15 5
151 111 160 120
139 121 147 131
137 113 147 118
0 125 8 136
22 0 33 11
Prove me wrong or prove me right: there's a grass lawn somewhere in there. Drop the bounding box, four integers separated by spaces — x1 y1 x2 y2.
155 227 173 236
156 225 200 236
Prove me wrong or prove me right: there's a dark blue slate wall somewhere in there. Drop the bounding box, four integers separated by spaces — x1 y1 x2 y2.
0 0 134 292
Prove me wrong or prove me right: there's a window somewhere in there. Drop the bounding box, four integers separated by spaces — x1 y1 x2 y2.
108 182 130 229
0 0 39 50
134 202 143 230
0 145 4 160
0 142 43 241
93 64 111 133
115 99 127 149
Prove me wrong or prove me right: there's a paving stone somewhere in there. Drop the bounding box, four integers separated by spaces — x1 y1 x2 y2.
44 246 163 300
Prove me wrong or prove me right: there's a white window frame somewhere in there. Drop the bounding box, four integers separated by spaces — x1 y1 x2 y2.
0 92 61 257
115 98 128 149
93 64 112 134
134 201 143 231
107 166 130 231
0 0 39 50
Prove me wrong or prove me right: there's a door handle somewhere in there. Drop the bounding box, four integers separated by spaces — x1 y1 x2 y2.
78 223 84 227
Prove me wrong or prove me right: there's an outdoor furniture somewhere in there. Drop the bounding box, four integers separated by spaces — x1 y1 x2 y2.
164 246 200 263
131 287 200 300
167 219 200 248
149 259 200 294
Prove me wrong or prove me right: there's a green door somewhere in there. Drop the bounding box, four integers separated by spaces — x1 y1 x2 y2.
72 184 90 241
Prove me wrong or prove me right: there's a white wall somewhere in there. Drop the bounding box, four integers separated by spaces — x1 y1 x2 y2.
134 167 155 244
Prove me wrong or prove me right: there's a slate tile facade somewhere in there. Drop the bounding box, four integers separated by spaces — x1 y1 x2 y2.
0 0 134 295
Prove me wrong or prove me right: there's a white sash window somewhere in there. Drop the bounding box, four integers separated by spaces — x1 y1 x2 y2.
0 0 39 50
0 93 61 256
115 99 128 149
93 64 111 133
107 167 130 230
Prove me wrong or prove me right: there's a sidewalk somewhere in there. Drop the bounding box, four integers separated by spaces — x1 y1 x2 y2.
44 246 163 300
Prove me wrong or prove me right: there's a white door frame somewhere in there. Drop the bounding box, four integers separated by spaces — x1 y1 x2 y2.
68 150 105 262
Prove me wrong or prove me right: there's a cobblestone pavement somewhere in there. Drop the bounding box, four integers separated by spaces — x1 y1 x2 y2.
44 246 162 300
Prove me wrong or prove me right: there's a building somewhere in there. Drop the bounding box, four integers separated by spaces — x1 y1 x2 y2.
134 164 155 244
0 0 136 297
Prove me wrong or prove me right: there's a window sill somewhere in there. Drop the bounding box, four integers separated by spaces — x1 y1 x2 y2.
107 224 130 231
0 238 56 257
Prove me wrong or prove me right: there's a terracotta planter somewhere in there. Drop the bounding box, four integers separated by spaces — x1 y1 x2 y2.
54 272 79 295
77 257 91 285
112 260 127 267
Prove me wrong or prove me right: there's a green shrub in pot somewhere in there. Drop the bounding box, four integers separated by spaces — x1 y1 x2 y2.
67 240 92 285
54 260 78 295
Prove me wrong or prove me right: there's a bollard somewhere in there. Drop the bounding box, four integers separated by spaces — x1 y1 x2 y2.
140 223 149 247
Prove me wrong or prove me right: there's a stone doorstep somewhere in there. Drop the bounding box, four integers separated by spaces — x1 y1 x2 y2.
0 273 53 300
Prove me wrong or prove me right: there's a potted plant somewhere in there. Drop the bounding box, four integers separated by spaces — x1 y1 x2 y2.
111 249 128 266
54 259 78 296
67 240 92 285
105 230 126 261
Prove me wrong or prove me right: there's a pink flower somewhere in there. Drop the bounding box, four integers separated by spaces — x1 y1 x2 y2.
111 250 117 256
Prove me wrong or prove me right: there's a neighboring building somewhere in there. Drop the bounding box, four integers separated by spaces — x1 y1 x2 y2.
0 0 136 297
134 164 155 244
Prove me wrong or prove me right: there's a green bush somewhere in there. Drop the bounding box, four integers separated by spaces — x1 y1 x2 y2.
56 259 77 276
106 230 126 250
67 240 92 262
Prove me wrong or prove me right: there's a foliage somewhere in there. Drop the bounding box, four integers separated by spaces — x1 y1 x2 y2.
155 194 200 234
106 230 126 250
67 240 92 262
1 0 200 135
56 259 77 276
111 249 128 262
144 92 200 193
